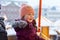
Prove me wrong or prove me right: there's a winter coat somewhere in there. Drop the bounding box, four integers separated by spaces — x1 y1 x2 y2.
12 20 44 40
0 21 8 40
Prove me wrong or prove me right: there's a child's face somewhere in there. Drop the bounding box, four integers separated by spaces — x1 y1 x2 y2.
24 13 34 22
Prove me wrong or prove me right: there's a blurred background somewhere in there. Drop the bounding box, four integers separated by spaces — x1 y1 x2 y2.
0 0 39 40
1 0 60 40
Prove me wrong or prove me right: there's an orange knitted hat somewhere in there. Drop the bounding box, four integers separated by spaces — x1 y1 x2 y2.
20 5 34 18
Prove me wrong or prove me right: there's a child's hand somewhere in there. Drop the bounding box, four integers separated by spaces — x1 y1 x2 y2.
37 27 40 32
36 32 40 36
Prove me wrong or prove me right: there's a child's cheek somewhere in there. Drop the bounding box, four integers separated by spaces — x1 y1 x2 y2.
27 18 33 22
25 15 34 22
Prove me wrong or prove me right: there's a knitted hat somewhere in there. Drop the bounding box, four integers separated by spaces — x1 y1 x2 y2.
20 5 34 18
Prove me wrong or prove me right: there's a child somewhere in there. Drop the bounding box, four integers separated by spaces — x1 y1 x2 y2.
12 5 44 40
0 17 8 40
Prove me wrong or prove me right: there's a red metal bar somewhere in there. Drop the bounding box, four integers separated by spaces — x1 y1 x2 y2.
38 0 42 32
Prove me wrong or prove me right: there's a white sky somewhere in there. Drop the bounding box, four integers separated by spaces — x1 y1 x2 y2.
1 0 60 8
42 0 60 8
0 0 39 8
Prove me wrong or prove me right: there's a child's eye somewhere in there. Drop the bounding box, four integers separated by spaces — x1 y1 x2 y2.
28 14 31 15
28 13 34 16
